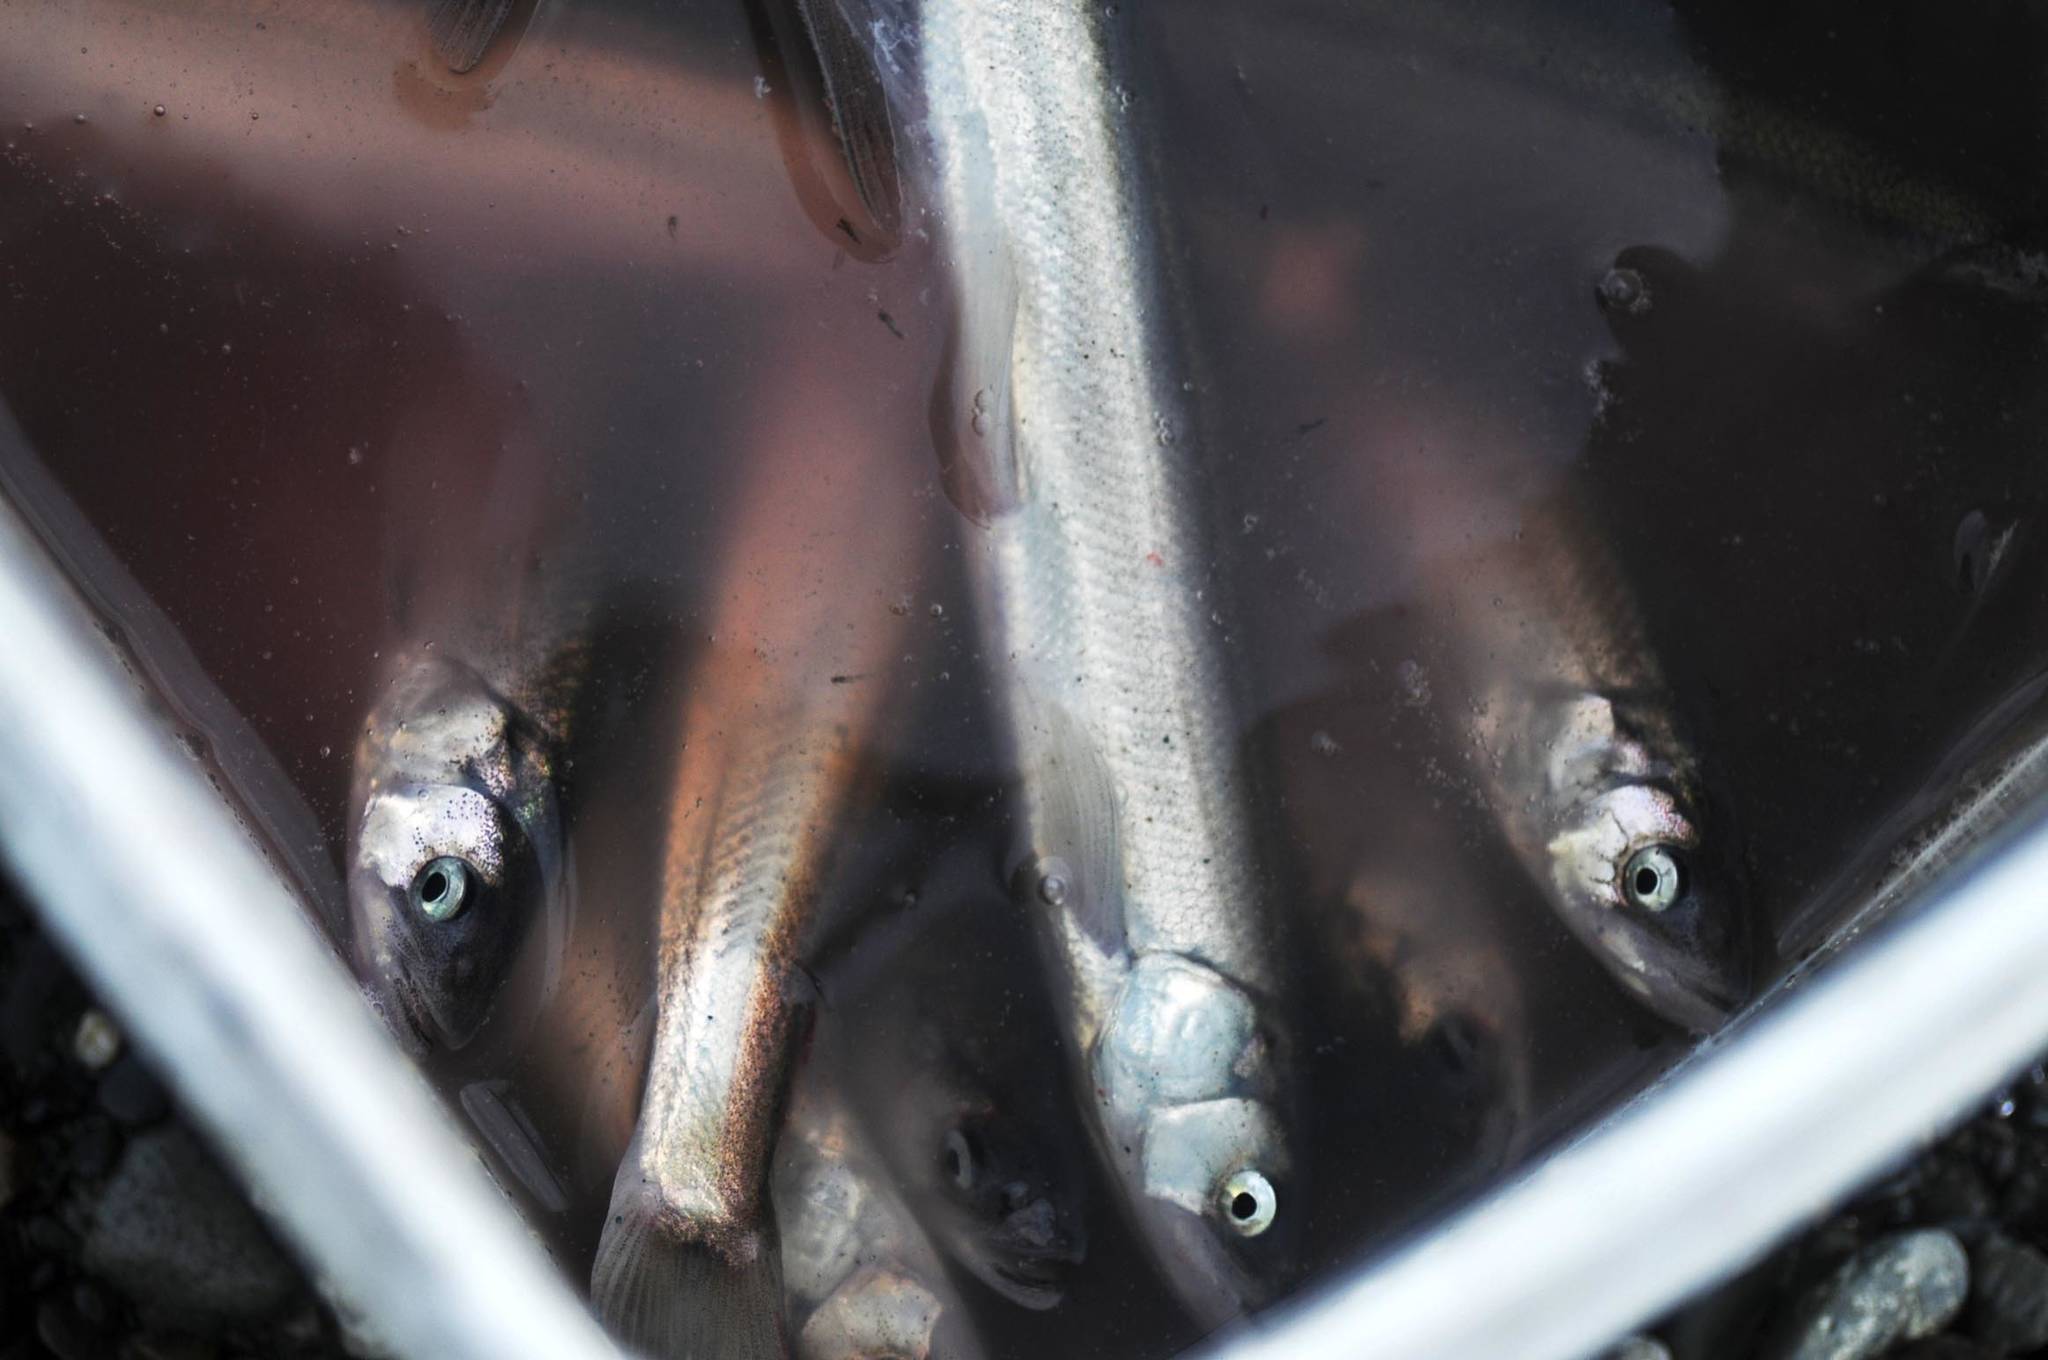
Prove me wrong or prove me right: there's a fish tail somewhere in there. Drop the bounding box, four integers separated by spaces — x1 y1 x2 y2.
591 1175 788 1360
427 0 514 74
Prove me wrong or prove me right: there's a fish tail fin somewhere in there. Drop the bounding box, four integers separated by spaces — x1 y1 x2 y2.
427 0 514 74
591 1173 787 1360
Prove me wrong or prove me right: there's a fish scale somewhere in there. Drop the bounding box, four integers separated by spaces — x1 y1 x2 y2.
644 716 854 1227
924 0 1295 1325
952 11 1268 987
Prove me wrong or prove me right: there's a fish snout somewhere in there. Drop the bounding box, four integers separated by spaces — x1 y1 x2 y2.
994 1188 1086 1263
1594 840 1755 1033
1096 955 1297 1318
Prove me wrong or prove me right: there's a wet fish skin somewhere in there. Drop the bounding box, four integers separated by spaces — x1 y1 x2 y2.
921 0 1298 1323
348 648 567 1054
773 1060 986 1360
823 903 1088 1312
588 721 847 1360
1451 500 1753 1033
587 324 922 1357
917 1095 1083 1309
1510 684 1749 1033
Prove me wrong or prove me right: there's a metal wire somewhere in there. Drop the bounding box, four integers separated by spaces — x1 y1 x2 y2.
0 490 626 1360
1200 800 2048 1360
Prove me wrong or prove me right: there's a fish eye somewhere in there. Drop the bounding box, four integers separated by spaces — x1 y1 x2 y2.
1217 1167 1277 1238
1622 844 1683 913
410 856 474 923
943 1128 978 1192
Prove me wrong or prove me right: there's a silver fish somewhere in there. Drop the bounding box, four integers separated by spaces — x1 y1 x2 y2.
1450 502 1751 1032
773 1062 987 1360
920 0 1297 1324
348 643 579 1054
589 371 920 1359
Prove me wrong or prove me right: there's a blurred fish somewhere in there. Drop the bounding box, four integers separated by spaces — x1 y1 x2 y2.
348 641 583 1054
773 1066 985 1360
1439 499 1752 1033
1256 680 1534 1169
1336 828 1532 1165
920 0 1298 1326
588 341 923 1359
818 897 1087 1310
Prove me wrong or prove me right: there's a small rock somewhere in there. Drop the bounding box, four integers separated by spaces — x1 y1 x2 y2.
1920 1158 1997 1224
1780 1216 1868 1298
1900 1155 1998 1228
1966 1232 2048 1354
81 1127 295 1328
1602 1335 1672 1360
1763 1228 1969 1360
1963 1121 2019 1185
72 1009 121 1070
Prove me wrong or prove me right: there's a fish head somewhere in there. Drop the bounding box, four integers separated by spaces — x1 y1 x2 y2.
921 1100 1086 1309
349 663 562 1053
1097 954 1296 1325
1547 780 1750 1033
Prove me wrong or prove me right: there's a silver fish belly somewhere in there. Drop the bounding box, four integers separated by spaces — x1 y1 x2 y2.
921 0 1295 1324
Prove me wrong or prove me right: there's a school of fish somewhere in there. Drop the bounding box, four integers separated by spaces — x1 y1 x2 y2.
337 1 1764 1357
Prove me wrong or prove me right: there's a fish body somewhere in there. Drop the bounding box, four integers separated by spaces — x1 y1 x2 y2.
348 643 580 1055
591 714 865 1360
588 327 923 1357
920 0 1297 1324
1446 501 1750 1032
773 1070 986 1360
818 896 1088 1311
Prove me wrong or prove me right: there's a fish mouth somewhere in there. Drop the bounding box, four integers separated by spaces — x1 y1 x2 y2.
1645 955 1747 1033
964 1233 1085 1311
1610 921 1750 1033
983 1253 1073 1310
